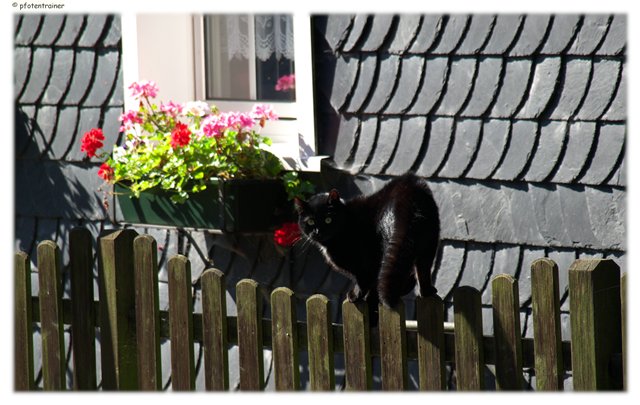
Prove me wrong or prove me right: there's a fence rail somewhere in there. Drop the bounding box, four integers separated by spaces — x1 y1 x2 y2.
14 228 626 391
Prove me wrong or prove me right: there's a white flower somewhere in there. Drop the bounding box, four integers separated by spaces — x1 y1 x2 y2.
183 101 211 117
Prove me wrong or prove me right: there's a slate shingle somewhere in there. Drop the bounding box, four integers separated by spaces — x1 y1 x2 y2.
63 50 96 105
433 241 465 299
438 119 482 178
407 15 443 53
414 117 453 177
360 14 395 52
461 57 502 117
387 15 422 54
329 55 359 111
318 15 353 52
465 119 510 179
364 117 401 174
606 153 625 187
435 57 476 116
15 15 42 46
84 50 120 107
407 56 448 115
601 63 625 121
33 14 65 46
77 15 108 47
492 120 537 181
344 55 377 113
575 59 621 120
482 15 523 55
455 14 495 55
585 187 625 251
578 123 625 185
530 184 570 246
55 15 85 46
362 55 400 113
546 248 576 310
384 116 427 176
14 47 31 99
489 59 532 118
516 57 561 119
101 107 124 152
566 14 610 55
547 58 592 120
458 243 494 294
557 185 600 248
107 62 125 107
101 16 123 47
19 47 52 104
539 14 581 54
431 15 470 54
332 115 359 167
42 49 75 105
523 120 567 182
595 14 626 55
349 116 378 173
509 15 551 56
341 15 369 52
34 106 58 158
385 56 425 114
551 121 596 184
50 107 78 159
481 244 520 303
502 184 546 246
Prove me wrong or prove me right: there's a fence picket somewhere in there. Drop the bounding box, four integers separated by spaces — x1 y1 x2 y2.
342 300 372 390
569 259 622 390
69 228 97 390
15 251 34 391
416 296 445 390
271 287 300 391
133 235 162 390
98 229 139 390
492 275 523 390
531 258 563 391
201 268 229 391
237 279 264 390
454 286 484 390
37 241 66 390
621 272 627 390
379 302 407 390
168 255 195 390
306 294 334 391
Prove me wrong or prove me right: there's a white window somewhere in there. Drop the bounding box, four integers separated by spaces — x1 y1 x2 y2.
121 13 321 170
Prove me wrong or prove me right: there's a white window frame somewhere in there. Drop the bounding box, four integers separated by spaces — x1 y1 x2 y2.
121 13 322 170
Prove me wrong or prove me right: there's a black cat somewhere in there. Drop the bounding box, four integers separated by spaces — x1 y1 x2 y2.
294 173 440 310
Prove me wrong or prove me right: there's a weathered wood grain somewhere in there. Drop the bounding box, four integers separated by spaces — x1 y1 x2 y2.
492 274 523 390
201 268 229 391
342 299 372 390
271 287 300 391
237 279 264 390
453 286 484 391
531 258 563 391
379 301 407 390
416 295 445 390
306 294 335 391
14 251 34 391
168 255 195 391
133 234 161 390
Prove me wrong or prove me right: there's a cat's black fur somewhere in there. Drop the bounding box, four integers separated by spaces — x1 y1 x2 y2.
294 173 440 310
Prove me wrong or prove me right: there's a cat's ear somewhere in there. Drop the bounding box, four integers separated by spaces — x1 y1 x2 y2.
328 189 340 204
293 197 307 214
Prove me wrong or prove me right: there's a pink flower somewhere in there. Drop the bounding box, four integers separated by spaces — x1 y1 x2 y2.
118 110 143 132
251 104 278 127
183 101 210 117
224 112 255 130
128 80 159 99
275 74 295 91
201 115 226 139
160 101 184 116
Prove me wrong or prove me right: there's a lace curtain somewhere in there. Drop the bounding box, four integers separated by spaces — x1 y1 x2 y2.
222 15 294 62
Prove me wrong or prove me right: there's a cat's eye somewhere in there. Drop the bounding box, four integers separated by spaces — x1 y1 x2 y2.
306 218 315 226
325 217 332 224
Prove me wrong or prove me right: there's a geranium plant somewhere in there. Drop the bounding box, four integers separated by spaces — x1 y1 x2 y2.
81 80 306 204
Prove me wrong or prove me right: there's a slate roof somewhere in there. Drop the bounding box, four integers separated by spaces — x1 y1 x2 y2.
15 13 626 391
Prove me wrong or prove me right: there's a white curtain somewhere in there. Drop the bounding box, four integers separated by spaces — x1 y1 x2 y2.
222 15 294 62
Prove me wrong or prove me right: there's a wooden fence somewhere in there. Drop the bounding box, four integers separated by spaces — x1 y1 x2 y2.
14 228 626 391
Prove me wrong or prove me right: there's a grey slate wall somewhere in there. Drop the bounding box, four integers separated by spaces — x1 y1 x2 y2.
14 13 626 391
312 14 626 387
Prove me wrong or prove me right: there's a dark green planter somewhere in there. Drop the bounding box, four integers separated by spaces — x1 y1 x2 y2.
115 178 290 232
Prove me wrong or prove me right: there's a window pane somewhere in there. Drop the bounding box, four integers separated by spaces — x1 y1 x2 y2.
203 14 295 102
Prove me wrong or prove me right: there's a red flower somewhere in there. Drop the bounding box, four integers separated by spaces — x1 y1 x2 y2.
171 122 191 149
80 128 104 158
97 162 114 181
274 222 301 247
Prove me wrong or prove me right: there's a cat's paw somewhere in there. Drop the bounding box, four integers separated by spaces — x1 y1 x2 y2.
347 288 364 303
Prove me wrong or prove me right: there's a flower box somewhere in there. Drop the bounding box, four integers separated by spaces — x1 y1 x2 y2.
115 178 290 232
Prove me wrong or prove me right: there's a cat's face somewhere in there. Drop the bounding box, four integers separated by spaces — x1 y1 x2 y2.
294 189 346 244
